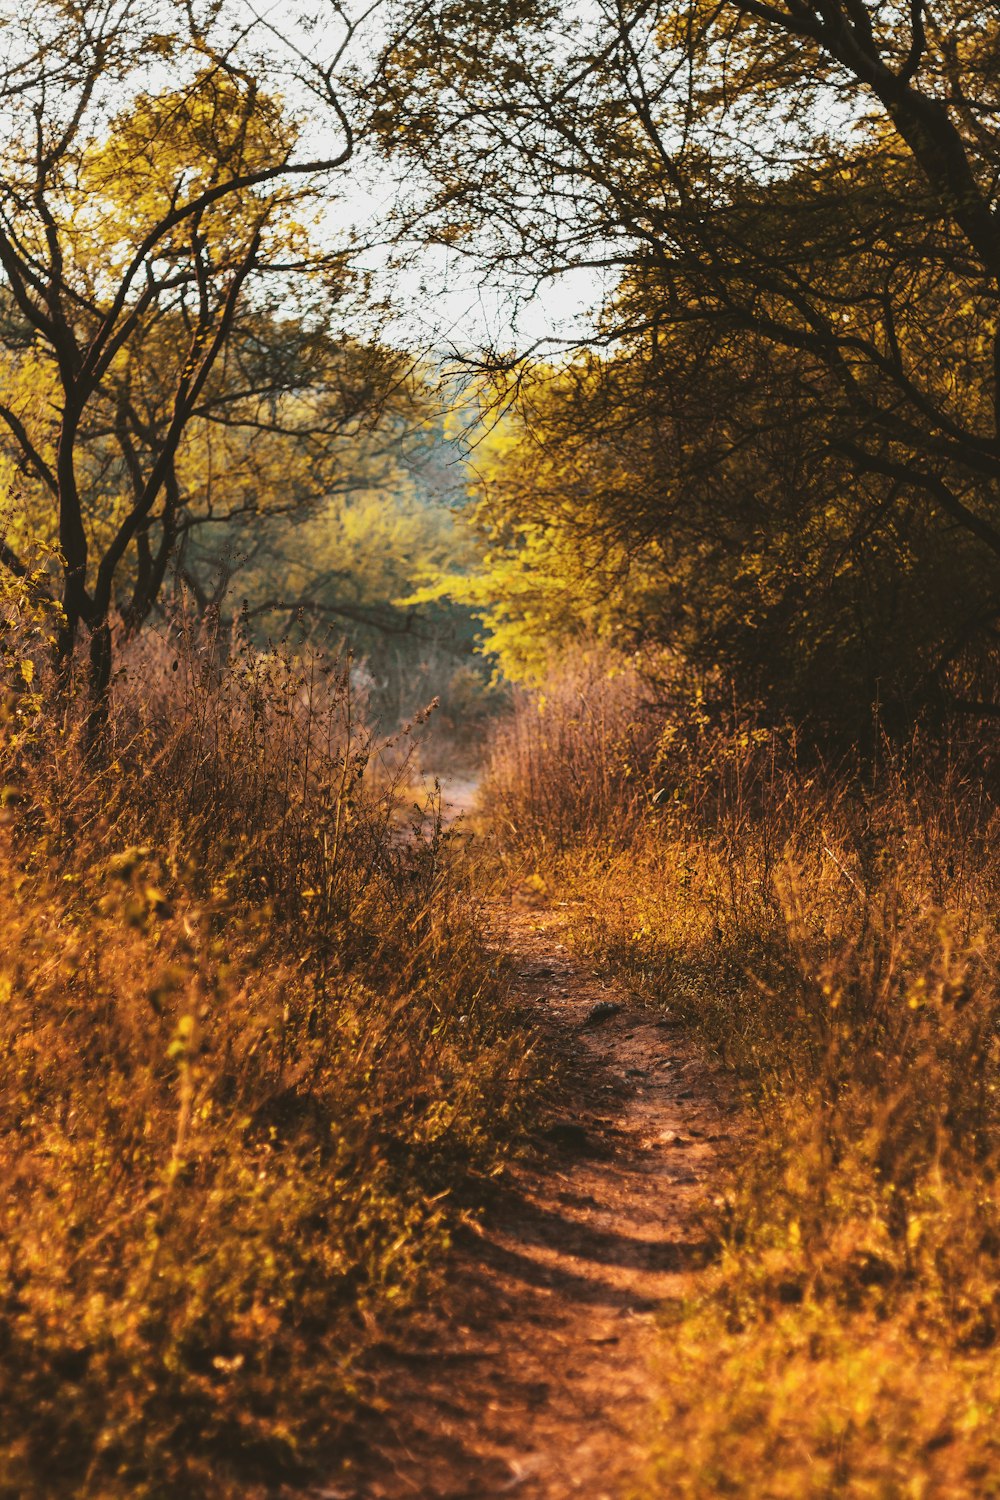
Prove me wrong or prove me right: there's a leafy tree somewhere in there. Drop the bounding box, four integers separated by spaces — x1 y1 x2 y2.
0 0 384 701
184 378 474 642
378 0 1000 726
411 382 670 684
441 352 996 732
173 372 500 732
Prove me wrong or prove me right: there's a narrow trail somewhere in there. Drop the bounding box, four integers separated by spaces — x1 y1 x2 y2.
338 902 736 1500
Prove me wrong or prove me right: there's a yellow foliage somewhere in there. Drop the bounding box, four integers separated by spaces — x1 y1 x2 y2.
410 377 669 683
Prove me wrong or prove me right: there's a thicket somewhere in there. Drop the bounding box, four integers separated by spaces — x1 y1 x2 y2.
442 359 1000 742
0 604 542 1499
485 656 1000 1495
382 0 1000 743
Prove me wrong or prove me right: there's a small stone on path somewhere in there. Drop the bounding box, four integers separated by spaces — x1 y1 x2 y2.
581 999 624 1027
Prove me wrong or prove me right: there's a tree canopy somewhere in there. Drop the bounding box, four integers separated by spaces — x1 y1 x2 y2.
0 0 388 700
3 0 999 733
377 0 1000 729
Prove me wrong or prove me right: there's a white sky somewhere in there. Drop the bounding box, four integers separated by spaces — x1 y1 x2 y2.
317 157 610 360
258 0 612 359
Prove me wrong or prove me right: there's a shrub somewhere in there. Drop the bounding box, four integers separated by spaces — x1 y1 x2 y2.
0 613 543 1498
485 654 1000 1495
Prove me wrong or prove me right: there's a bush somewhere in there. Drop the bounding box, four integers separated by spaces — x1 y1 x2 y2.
0 613 543 1498
485 654 1000 1495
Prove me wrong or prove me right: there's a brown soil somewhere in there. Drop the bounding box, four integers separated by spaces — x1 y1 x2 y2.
332 901 736 1500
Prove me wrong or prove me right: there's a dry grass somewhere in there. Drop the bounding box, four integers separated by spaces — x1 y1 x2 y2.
0 609 544 1499
485 655 1000 1497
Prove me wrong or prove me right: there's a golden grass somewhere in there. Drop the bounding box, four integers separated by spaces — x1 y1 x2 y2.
485 656 1000 1497
0 613 544 1498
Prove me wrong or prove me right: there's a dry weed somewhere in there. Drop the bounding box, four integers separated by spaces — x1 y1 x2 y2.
486 656 1000 1496
0 609 543 1498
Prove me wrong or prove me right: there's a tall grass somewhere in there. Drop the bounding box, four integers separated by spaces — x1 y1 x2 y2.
483 653 659 855
0 610 542 1498
486 655 1000 1495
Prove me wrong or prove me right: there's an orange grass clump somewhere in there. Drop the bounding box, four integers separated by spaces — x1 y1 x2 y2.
0 610 542 1499
485 654 1000 1497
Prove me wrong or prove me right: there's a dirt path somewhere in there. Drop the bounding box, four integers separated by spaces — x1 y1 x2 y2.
337 903 735 1500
